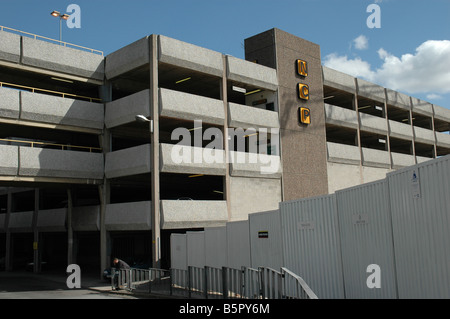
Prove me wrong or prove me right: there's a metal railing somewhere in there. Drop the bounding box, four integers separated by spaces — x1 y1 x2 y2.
113 266 318 299
259 267 283 299
0 138 102 153
281 267 318 299
113 268 171 294
0 81 102 103
0 25 103 56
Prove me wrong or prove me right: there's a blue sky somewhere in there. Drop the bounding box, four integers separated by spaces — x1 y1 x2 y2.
1 0 450 109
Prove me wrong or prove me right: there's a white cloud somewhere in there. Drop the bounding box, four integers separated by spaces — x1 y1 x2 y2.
353 35 368 50
323 40 450 95
427 93 442 100
323 53 374 80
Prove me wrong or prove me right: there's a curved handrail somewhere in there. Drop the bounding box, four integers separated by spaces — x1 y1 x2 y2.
281 267 319 299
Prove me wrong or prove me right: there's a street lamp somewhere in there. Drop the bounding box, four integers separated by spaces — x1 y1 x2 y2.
135 115 154 133
50 10 70 43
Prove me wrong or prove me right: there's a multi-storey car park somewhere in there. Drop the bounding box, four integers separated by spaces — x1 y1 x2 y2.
0 26 449 275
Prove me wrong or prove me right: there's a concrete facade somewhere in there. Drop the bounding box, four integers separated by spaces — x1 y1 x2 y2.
245 29 329 201
0 26 449 274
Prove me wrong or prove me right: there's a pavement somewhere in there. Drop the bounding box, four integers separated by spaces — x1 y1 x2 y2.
0 270 162 299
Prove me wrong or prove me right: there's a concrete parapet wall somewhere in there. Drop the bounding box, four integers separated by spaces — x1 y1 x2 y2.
158 35 223 77
324 104 358 129
386 89 411 110
161 200 228 229
105 144 151 179
0 31 21 63
105 36 149 79
20 91 104 130
8 211 33 232
0 145 19 176
18 147 104 180
159 88 224 125
356 78 386 102
105 201 151 231
359 112 388 135
228 102 279 129
37 208 67 232
414 126 436 145
21 37 104 80
327 142 360 165
361 148 390 168
160 143 226 176
105 89 150 128
322 66 356 92
389 120 413 141
229 151 282 179
72 205 100 231
227 55 278 91
0 87 20 120
436 131 450 148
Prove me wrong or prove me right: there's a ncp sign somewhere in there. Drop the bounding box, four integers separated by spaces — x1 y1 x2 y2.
296 59 311 125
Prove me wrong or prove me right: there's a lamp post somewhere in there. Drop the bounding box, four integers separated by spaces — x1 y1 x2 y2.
135 115 154 133
50 11 70 43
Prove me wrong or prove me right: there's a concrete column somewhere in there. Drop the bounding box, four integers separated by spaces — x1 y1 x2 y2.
354 79 364 184
431 105 438 158
5 191 12 271
221 55 231 221
409 97 417 164
99 182 110 278
150 34 161 268
67 189 74 265
100 81 112 277
384 89 393 169
32 189 40 273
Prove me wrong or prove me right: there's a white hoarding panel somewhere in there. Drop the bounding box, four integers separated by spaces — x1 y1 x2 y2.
280 195 345 299
205 227 227 268
249 210 282 269
336 180 398 299
186 231 205 268
170 233 187 270
388 155 450 299
226 220 251 269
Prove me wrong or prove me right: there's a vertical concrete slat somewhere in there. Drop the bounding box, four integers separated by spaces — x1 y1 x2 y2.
150 35 161 268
